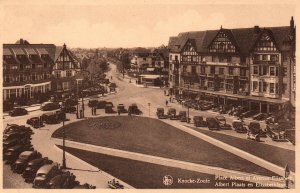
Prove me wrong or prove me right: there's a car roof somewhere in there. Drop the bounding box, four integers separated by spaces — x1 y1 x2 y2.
20 151 33 156
37 163 57 174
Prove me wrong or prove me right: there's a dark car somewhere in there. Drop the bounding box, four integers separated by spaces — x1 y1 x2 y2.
266 124 287 141
97 101 107 109
199 102 213 111
64 98 77 107
128 104 142 115
156 108 167 119
167 108 178 120
105 103 115 113
3 138 22 153
27 117 44 129
12 151 42 174
206 117 220 131
64 106 76 113
4 144 34 164
108 179 124 189
215 115 231 130
41 102 60 111
33 162 60 188
9 108 28 117
232 120 248 133
117 104 128 114
73 183 96 189
47 171 77 189
41 111 63 124
22 157 53 183
4 124 33 135
248 121 266 138
178 111 187 122
193 116 207 127
88 100 98 108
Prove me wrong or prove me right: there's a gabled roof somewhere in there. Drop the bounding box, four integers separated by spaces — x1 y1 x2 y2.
169 26 292 54
54 46 64 61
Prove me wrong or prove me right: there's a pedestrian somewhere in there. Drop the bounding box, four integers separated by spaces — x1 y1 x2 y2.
118 109 120 115
166 100 168 106
94 107 97 115
169 96 171 102
91 107 94 115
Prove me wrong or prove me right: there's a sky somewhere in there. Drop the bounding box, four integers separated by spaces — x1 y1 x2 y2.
0 0 297 48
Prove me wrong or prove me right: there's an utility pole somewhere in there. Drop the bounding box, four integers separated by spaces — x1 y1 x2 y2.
76 81 79 119
187 84 190 123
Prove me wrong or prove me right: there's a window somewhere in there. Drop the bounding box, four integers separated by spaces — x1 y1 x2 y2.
262 66 268 75
175 55 178 61
253 81 258 91
229 67 234 75
66 70 72 77
240 69 246 77
210 66 215 74
263 82 267 92
54 71 61 78
182 56 188 62
192 56 197 62
283 67 287 76
270 83 275 93
31 73 36 81
201 66 205 74
169 55 172 60
191 66 196 74
270 67 275 76
219 68 224 75
282 83 287 94
62 82 70 90
262 55 268 61
253 66 258 75
270 55 277 61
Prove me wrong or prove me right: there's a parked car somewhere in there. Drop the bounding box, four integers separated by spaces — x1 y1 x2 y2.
215 115 231 130
266 124 287 141
193 116 207 127
128 104 142 115
3 138 20 152
117 104 128 114
64 98 77 107
167 108 178 120
206 117 220 131
41 102 60 111
156 108 167 119
199 102 213 111
285 129 295 145
248 121 266 138
105 103 115 113
3 130 32 143
178 111 187 122
9 108 28 117
73 183 96 189
97 101 107 109
4 144 34 164
232 120 248 133
12 151 42 174
22 157 53 183
33 162 60 188
41 111 64 124
88 100 98 108
47 171 77 189
4 124 33 135
108 179 124 189
247 132 260 141
27 117 44 129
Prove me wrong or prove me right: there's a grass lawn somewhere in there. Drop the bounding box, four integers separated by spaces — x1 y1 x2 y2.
52 116 277 176
59 146 279 189
187 125 295 172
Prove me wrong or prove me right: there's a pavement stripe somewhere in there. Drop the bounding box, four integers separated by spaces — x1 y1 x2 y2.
52 138 287 188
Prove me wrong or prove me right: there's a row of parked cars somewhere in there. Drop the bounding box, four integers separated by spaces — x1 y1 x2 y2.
3 124 96 189
88 99 143 115
156 108 189 122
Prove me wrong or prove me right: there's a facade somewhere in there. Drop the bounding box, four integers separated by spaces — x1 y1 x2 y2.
3 39 82 102
130 52 152 71
168 17 296 112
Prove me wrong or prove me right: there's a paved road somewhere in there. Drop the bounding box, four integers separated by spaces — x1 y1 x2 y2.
3 163 32 189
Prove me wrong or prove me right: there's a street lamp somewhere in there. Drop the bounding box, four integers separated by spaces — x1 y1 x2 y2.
187 84 190 123
148 103 151 117
76 81 79 119
61 97 67 169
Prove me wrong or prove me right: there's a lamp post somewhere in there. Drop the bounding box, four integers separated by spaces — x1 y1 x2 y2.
81 91 85 118
61 97 67 169
148 103 151 117
76 81 79 119
187 84 190 123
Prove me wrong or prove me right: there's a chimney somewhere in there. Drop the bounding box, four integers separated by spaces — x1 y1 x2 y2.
254 26 260 34
290 16 295 37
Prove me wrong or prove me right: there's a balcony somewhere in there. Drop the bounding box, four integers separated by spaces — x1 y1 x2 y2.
252 60 279 65
206 61 240 66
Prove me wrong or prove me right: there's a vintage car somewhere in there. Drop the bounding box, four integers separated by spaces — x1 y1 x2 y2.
41 102 60 111
27 117 44 129
64 106 76 113
249 121 267 137
22 157 53 183
4 124 33 135
199 102 213 111
47 171 77 189
253 113 268 121
3 138 20 152
167 108 178 120
64 98 77 107
33 163 60 188
4 144 34 164
108 179 124 189
266 124 287 141
206 117 220 131
73 183 96 189
41 111 65 124
178 111 187 122
117 104 128 114
156 108 167 119
9 107 28 117
12 151 42 174
193 116 207 127
97 101 107 109
232 120 248 133
128 104 142 115
3 130 32 143
247 132 260 141
241 110 259 118
105 103 115 113
88 100 98 108
215 115 232 130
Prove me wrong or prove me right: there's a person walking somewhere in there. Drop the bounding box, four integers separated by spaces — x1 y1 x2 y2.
165 100 168 106
94 107 97 115
91 107 94 115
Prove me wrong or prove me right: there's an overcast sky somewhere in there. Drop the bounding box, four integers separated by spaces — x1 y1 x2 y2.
1 0 297 48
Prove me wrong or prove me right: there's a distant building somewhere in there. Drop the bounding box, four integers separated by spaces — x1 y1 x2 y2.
168 17 296 112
